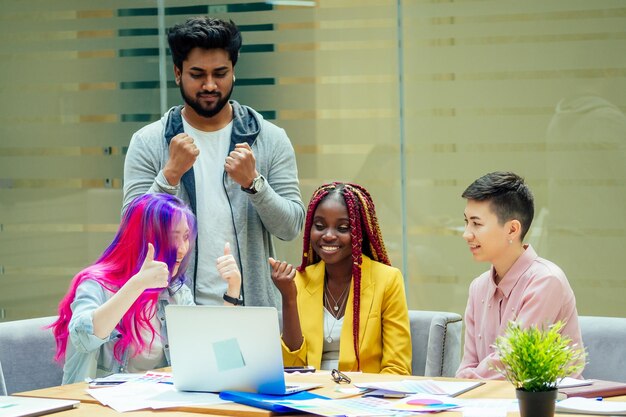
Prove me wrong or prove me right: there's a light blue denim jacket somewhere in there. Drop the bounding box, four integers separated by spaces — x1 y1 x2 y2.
62 279 194 384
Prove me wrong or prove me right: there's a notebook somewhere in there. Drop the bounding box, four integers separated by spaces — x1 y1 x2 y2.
0 396 79 417
165 305 319 395
558 379 626 399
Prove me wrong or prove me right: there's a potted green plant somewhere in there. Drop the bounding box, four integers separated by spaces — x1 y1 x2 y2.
492 320 585 417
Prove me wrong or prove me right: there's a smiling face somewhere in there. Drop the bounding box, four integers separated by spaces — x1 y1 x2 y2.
171 215 191 276
310 195 353 270
463 199 512 264
174 47 234 122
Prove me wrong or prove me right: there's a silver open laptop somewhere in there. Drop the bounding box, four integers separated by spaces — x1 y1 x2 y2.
165 305 318 395
0 396 79 417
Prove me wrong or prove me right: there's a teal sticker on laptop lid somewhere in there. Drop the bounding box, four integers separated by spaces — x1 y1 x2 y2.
213 338 246 372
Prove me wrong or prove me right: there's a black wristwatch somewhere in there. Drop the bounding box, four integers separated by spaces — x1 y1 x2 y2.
241 175 265 194
223 293 244 305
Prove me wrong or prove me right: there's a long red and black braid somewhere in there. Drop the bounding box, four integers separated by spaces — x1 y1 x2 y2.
298 182 390 371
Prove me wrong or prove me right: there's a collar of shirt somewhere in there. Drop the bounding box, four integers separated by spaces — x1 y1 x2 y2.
488 244 539 300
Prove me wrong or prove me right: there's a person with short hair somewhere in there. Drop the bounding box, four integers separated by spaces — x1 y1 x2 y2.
123 17 304 308
456 171 584 379
52 193 241 384
269 182 412 374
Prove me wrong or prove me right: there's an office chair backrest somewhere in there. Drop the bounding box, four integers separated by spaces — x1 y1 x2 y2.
579 315 626 383
0 316 63 394
408 310 462 377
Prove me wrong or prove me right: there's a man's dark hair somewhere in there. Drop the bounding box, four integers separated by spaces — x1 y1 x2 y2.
167 17 242 69
462 171 535 240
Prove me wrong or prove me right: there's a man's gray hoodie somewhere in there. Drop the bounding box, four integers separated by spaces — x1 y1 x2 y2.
123 101 305 308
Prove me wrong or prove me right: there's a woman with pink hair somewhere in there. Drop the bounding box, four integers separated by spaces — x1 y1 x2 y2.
52 193 241 384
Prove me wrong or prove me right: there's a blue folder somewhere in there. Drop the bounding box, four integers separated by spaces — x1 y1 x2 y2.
219 390 328 413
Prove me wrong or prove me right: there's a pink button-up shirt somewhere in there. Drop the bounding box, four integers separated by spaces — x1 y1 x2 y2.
456 244 584 380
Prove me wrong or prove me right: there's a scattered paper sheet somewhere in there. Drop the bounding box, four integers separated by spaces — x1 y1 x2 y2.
463 409 508 417
86 381 228 412
556 397 626 415
456 398 518 417
557 377 594 389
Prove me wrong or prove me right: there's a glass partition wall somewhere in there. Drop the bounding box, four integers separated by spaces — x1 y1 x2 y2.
1 0 624 321
402 0 626 313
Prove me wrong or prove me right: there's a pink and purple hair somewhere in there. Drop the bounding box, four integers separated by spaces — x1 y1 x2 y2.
51 193 197 363
298 182 390 370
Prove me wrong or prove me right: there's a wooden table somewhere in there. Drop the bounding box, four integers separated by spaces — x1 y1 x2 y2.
36 403 228 417
14 371 626 416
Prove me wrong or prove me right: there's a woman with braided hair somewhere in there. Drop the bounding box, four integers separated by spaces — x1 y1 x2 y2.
269 182 411 374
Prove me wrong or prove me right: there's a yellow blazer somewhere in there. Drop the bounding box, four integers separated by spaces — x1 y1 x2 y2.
281 255 412 375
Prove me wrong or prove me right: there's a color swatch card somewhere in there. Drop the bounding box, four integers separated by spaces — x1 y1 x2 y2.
87 371 173 388
381 394 461 413
355 379 484 397
276 396 399 416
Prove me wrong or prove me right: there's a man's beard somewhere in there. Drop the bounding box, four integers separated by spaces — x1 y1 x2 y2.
179 79 233 118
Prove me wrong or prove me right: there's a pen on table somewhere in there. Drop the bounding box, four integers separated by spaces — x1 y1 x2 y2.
595 397 603 401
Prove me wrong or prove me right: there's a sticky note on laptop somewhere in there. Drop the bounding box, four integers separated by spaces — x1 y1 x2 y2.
213 338 246 372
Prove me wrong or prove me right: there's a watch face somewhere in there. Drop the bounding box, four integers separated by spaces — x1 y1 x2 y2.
253 176 264 192
242 176 263 194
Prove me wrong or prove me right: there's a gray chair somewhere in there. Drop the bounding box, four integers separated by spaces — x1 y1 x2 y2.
408 310 463 377
0 316 63 394
579 315 626 383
